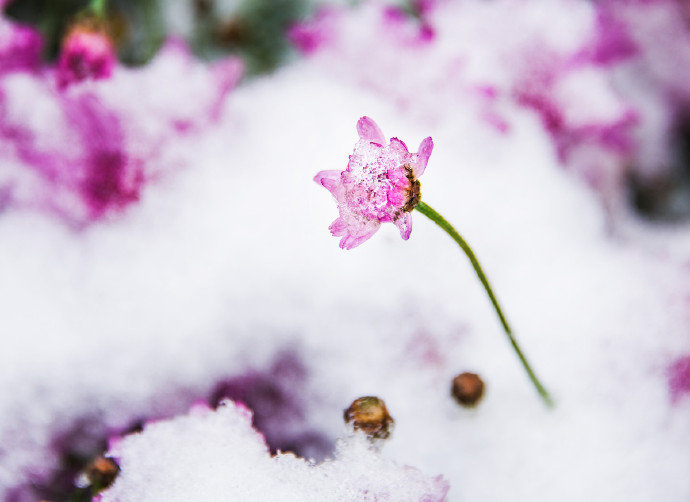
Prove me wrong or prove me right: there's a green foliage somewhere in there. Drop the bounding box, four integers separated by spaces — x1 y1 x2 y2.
5 0 310 73
192 0 309 75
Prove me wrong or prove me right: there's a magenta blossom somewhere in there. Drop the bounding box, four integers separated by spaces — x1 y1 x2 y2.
314 117 433 249
57 23 115 89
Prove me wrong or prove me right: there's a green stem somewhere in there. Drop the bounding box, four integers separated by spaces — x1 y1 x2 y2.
89 0 107 18
415 201 553 407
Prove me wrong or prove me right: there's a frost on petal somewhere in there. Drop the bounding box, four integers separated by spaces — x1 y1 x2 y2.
395 212 413 240
389 137 409 155
414 136 433 177
357 116 386 144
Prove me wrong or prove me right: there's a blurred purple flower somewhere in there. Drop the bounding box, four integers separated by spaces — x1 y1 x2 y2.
0 38 243 225
314 117 432 249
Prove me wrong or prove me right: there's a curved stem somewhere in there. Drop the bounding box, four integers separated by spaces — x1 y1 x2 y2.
415 201 553 407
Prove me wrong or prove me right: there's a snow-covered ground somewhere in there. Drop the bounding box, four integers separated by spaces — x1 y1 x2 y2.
1 1 690 501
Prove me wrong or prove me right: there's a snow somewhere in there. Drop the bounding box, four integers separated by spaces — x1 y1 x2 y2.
101 401 448 501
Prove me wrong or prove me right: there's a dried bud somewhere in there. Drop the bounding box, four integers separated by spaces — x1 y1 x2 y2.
451 372 485 407
84 455 120 491
344 396 394 439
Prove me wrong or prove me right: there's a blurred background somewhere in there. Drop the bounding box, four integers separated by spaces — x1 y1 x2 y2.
2 0 690 501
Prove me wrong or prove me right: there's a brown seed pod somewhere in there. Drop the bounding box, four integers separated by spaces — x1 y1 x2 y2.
451 372 485 407
84 455 120 491
344 396 394 440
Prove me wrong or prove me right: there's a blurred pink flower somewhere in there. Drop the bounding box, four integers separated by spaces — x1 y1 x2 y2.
0 39 243 225
0 16 43 75
287 7 339 55
314 117 432 249
293 2 645 207
669 355 690 403
57 23 115 89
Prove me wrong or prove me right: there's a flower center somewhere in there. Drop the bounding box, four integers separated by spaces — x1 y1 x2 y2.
402 165 421 212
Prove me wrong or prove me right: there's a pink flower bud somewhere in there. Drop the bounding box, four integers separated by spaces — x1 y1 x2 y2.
57 23 115 89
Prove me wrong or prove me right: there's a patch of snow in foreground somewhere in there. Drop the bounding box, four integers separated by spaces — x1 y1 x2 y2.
101 400 448 502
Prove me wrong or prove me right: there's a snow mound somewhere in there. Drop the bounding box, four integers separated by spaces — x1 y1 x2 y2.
101 401 449 502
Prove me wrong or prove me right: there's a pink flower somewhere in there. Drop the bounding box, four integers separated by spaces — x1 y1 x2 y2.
314 117 433 249
287 7 339 55
0 17 43 75
57 23 115 89
0 37 243 226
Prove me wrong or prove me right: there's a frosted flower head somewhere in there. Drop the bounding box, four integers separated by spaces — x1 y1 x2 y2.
57 21 115 89
314 117 433 249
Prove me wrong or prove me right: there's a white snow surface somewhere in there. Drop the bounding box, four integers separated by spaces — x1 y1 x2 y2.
102 401 448 501
1 1 690 501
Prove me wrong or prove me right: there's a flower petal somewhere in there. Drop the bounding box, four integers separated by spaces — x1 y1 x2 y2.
313 170 342 185
389 137 409 155
314 170 344 197
356 116 386 145
339 226 379 249
413 136 434 177
329 217 348 237
394 213 413 240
